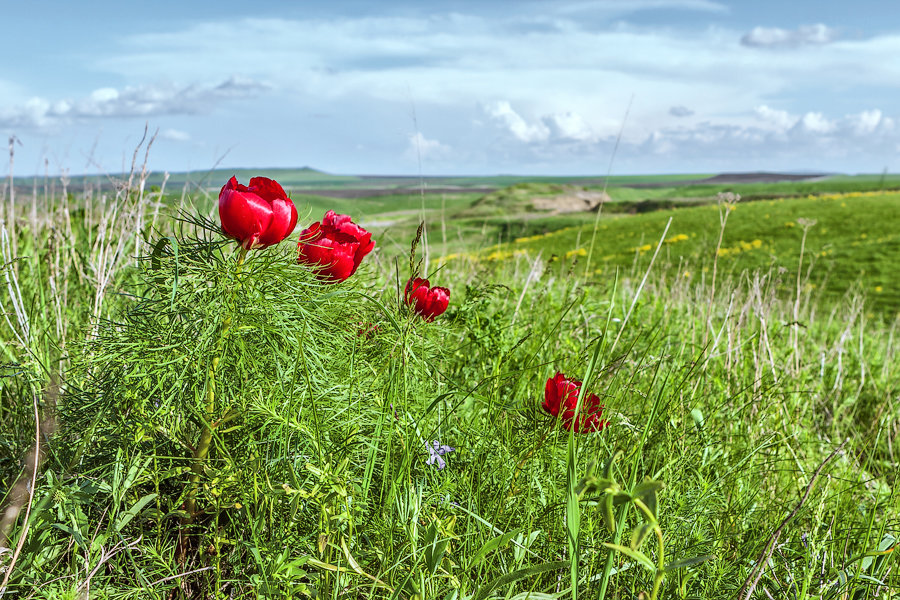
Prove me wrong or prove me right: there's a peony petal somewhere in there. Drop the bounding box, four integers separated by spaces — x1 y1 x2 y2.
219 187 274 249
426 286 450 319
354 237 375 268
542 371 608 434
405 278 429 302
256 196 298 247
411 284 430 306
248 176 288 202
320 246 357 281
322 210 341 225
221 175 251 194
299 211 374 281
560 380 580 411
298 237 359 282
298 222 323 244
543 376 560 416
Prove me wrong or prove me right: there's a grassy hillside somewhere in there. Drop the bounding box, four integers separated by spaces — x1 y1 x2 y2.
446 191 900 316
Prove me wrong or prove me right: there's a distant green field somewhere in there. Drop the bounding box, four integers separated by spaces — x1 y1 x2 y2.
295 192 480 224
611 177 900 202
438 191 900 316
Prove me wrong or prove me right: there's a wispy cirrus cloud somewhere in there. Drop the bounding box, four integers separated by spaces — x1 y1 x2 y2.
0 77 266 129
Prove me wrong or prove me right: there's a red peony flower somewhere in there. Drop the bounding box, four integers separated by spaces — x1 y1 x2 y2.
218 176 298 250
297 210 375 282
404 277 450 322
542 372 609 433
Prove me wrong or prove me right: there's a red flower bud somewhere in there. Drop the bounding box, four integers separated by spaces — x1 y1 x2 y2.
218 176 298 250
542 372 608 433
297 210 375 282
404 277 450 322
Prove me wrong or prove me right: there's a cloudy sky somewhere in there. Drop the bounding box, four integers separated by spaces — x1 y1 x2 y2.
2 0 899 176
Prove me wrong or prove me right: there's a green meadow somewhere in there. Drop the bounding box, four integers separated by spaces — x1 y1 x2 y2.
0 167 897 599
450 191 900 316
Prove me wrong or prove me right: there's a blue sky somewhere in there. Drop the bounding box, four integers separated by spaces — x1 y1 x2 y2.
2 0 899 176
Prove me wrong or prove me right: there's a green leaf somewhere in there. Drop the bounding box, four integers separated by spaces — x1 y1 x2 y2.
632 479 663 518
513 529 542 564
603 543 656 573
425 392 454 415
859 536 897 572
690 408 704 429
151 236 180 304
630 523 654 551
474 561 570 600
877 533 897 552
52 523 86 549
601 493 616 534
115 493 158 532
424 523 450 575
565 434 580 598
355 291 403 334
576 476 615 497
469 527 522 568
613 491 632 507
631 479 664 502
664 554 715 573
602 450 623 480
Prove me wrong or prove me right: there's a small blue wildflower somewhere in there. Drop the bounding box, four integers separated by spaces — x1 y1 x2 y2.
426 440 455 470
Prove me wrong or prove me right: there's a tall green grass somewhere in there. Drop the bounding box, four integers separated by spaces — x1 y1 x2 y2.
0 168 897 599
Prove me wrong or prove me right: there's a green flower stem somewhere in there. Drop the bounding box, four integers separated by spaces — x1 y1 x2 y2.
632 497 666 600
184 247 247 521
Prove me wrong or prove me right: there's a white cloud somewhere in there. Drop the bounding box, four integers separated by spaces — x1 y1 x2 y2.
753 105 896 141
406 132 452 161
485 102 604 145
796 112 834 134
0 77 266 129
487 101 550 143
160 128 191 142
754 105 795 131
850 109 894 135
641 106 899 167
741 24 837 49
546 111 595 141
